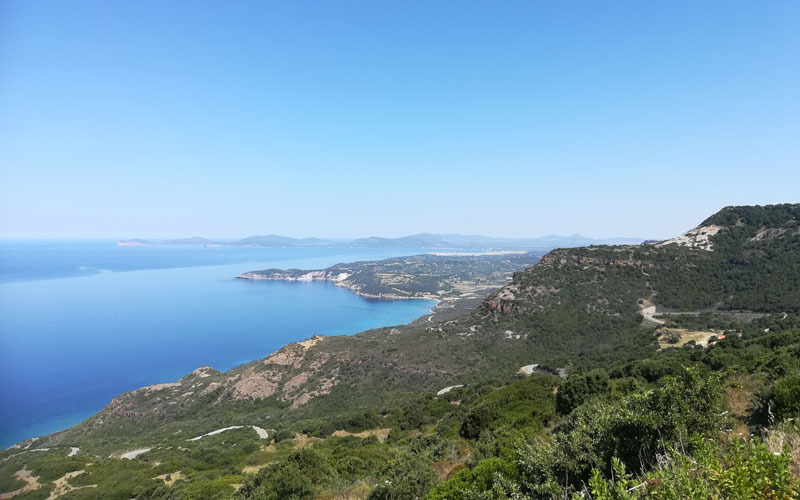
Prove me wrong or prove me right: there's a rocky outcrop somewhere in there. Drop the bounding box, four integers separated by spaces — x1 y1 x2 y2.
103 336 341 418
655 224 723 251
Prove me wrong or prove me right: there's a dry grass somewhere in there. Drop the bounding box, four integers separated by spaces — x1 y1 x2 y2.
154 470 182 486
764 423 800 478
656 328 719 349
293 433 323 448
431 460 466 482
331 428 391 443
316 480 373 500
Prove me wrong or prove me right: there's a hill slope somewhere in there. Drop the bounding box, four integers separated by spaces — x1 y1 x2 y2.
4 204 798 500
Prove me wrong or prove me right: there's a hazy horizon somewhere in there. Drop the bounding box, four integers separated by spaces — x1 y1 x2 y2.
2 1 798 240
0 231 651 242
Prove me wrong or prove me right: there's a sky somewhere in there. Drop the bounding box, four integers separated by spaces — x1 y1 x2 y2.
1 1 798 240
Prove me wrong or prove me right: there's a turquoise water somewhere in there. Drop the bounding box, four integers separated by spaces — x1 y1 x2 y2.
0 242 437 448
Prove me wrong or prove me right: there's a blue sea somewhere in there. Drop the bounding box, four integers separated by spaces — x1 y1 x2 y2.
0 241 438 448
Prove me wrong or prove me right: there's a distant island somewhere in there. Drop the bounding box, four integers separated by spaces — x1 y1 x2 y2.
117 232 646 249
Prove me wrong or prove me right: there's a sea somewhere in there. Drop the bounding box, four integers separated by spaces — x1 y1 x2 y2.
0 240 439 448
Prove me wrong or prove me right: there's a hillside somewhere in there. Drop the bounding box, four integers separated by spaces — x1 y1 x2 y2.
3 204 799 500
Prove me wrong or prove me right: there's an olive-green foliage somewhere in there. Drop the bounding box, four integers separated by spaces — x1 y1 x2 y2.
62 459 162 500
367 453 438 500
513 368 724 498
8 490 51 500
764 374 800 422
27 456 86 482
426 458 518 500
234 449 331 500
0 467 25 492
583 438 798 500
273 429 295 443
459 402 499 440
321 435 390 482
235 462 314 500
393 395 453 431
555 369 610 415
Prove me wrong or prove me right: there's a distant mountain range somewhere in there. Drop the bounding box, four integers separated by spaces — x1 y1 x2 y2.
117 233 646 249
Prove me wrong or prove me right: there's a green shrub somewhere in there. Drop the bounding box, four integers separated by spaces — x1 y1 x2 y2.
367 453 437 500
555 369 610 415
767 374 800 421
459 402 499 439
426 458 518 500
582 439 798 499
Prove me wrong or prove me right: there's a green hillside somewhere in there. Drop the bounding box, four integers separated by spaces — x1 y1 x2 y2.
2 204 799 500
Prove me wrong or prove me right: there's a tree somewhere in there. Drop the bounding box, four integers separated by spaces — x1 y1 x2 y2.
555 369 610 415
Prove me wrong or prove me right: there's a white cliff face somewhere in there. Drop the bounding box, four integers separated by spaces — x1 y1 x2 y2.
237 270 351 284
294 271 329 281
655 225 723 251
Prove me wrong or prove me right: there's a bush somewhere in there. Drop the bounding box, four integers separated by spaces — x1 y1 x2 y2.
273 429 295 443
426 458 518 500
555 369 610 415
234 449 332 500
459 402 499 439
767 374 800 421
514 368 725 497
583 439 798 499
367 453 438 500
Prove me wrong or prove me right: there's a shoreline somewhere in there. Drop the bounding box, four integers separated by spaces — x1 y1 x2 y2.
3 280 436 451
236 271 445 316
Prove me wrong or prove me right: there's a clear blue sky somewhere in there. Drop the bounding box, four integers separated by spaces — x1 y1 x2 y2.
1 1 798 240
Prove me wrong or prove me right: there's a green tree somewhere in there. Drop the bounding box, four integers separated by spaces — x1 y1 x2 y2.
555 369 610 415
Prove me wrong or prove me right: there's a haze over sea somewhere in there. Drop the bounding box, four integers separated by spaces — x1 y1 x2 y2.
0 241 438 448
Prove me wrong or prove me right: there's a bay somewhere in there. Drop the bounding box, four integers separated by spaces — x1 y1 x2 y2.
0 242 437 448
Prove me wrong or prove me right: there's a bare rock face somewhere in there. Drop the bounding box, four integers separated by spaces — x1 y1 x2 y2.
230 368 282 400
655 225 723 251
482 284 519 314
101 336 341 419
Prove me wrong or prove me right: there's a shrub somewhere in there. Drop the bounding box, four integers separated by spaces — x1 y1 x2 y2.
767 374 800 421
367 453 438 500
583 439 798 499
555 369 610 415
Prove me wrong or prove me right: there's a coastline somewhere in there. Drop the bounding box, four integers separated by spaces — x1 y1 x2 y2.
236 271 445 316
4 250 538 449
1 258 438 450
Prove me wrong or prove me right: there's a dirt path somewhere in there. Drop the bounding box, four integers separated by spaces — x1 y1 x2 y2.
46 470 94 500
187 426 243 442
119 448 151 460
640 305 665 325
188 425 269 442
1 448 49 463
0 468 41 499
